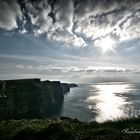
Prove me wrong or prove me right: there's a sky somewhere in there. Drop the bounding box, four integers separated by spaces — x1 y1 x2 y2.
0 0 140 83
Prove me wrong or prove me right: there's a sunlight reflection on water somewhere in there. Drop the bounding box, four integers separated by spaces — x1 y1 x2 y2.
62 83 140 122
86 84 132 122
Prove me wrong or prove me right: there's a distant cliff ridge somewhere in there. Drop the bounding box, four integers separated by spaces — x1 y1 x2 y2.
0 79 78 120
61 83 78 94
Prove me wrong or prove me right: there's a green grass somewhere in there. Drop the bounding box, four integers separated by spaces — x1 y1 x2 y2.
0 117 140 140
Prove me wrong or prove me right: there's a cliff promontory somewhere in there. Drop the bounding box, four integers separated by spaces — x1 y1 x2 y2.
0 78 77 120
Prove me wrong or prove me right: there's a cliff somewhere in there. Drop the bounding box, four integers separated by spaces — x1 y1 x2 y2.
42 80 64 117
61 83 70 94
0 79 66 120
0 79 43 119
61 83 78 94
68 83 78 88
0 78 77 120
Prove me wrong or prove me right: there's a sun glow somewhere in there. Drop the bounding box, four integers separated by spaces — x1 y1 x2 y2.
95 37 116 53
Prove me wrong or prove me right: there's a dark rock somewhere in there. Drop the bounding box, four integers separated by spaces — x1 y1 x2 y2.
42 80 64 105
60 117 80 123
68 83 78 88
0 79 43 119
0 79 65 120
42 80 64 117
61 83 70 94
0 78 77 120
60 83 78 94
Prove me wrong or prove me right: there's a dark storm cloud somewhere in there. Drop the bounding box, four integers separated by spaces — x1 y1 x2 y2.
0 0 140 47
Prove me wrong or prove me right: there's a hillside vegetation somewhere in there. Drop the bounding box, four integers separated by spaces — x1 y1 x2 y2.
0 117 140 140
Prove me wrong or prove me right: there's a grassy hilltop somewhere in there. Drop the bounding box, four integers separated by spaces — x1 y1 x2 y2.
0 117 140 140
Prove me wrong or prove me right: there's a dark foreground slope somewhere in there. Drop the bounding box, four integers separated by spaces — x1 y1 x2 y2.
0 117 140 140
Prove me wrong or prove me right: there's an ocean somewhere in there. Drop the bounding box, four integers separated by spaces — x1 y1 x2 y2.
61 82 140 122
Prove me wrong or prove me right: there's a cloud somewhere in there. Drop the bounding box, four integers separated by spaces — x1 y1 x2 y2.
16 64 135 75
74 6 140 41
23 0 86 47
68 66 128 73
0 0 22 30
0 0 140 48
16 64 33 70
37 0 140 47
26 0 52 33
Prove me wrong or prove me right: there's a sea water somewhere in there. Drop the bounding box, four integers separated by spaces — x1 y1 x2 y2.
61 82 140 122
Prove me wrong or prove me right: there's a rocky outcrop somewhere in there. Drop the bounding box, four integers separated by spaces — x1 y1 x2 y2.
68 83 78 88
61 83 78 94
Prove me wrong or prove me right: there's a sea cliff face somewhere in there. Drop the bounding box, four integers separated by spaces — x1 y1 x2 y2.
61 83 70 94
0 79 76 120
42 80 64 117
61 83 78 94
0 79 42 119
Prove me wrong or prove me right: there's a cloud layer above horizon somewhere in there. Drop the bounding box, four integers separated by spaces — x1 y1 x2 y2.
0 0 140 82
